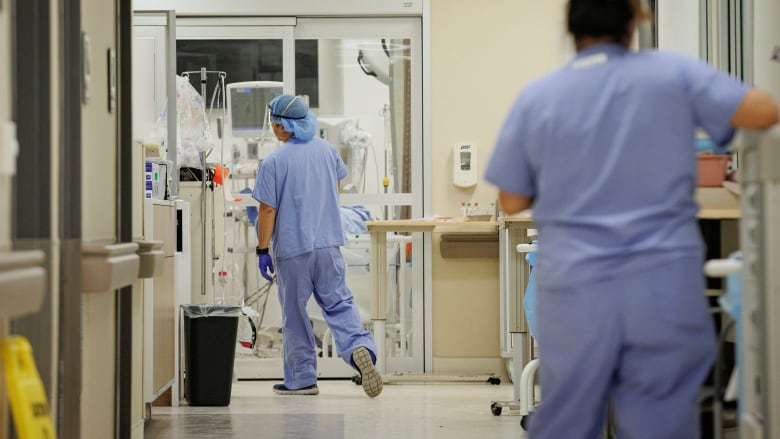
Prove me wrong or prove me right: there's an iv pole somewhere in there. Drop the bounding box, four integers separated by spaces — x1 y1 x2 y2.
180 67 226 298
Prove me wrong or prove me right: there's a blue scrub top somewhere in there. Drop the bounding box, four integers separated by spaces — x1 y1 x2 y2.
252 137 348 260
486 44 750 288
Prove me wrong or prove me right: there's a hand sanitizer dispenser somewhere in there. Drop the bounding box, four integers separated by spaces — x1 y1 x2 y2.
453 143 477 188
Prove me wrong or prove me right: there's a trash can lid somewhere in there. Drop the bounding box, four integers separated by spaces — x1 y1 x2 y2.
181 304 242 318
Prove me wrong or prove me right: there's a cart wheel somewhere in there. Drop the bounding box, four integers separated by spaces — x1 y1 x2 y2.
490 402 503 416
520 413 533 431
487 377 501 385
352 375 362 385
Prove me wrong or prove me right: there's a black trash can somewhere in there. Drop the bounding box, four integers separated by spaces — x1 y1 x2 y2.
181 304 241 406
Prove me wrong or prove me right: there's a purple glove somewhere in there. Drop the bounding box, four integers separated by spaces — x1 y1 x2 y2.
258 253 274 282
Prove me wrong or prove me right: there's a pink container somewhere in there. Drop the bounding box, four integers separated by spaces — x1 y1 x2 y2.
697 154 730 187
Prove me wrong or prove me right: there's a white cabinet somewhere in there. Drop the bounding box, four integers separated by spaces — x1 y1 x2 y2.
178 182 224 304
142 200 179 409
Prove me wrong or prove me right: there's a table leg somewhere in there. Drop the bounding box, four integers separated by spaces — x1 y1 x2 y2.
511 331 524 404
370 231 388 373
398 237 409 357
372 320 386 374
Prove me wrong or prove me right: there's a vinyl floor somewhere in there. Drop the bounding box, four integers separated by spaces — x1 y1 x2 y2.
144 379 737 439
144 379 525 439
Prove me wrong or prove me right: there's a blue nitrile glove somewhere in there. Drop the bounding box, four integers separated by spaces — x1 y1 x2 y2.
258 253 274 282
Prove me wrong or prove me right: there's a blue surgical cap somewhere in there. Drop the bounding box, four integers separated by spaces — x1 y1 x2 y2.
268 95 317 141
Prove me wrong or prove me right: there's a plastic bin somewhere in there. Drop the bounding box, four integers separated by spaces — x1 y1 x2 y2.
697 154 731 187
181 304 241 406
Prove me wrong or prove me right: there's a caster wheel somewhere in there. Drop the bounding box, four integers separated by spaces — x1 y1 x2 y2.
490 402 503 416
352 375 362 385
520 413 533 431
487 377 501 385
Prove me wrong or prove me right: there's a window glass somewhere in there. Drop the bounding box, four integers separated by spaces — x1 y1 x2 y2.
176 39 319 107
313 38 412 207
295 39 319 108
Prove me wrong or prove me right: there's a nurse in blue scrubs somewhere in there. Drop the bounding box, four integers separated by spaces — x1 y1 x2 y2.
252 95 382 398
485 0 778 437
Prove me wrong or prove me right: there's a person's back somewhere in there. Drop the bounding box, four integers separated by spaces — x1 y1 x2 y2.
260 136 345 260
515 45 747 286
485 1 777 437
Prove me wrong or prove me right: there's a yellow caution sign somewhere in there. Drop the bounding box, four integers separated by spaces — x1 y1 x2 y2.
1 336 56 439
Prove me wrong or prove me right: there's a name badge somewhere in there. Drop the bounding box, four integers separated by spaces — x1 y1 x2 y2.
572 53 608 70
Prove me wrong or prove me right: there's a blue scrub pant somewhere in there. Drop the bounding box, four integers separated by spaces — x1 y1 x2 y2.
275 247 377 389
530 254 716 439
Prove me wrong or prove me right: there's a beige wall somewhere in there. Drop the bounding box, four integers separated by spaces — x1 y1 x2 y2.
81 0 118 436
429 0 568 372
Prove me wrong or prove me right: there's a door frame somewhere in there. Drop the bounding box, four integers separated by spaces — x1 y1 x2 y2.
173 16 428 374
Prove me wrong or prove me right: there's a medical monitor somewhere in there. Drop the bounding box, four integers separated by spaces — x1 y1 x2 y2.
226 81 283 139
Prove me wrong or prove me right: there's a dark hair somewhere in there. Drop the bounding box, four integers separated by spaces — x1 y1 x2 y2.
567 0 638 42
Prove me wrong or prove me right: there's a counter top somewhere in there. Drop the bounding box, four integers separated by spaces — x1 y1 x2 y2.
696 187 740 219
366 189 739 235
497 189 741 226
365 220 499 234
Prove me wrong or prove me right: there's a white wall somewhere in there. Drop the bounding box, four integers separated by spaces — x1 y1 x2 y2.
753 0 780 98
657 0 701 57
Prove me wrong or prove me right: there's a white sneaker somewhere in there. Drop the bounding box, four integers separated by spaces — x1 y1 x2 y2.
352 347 383 398
272 383 319 395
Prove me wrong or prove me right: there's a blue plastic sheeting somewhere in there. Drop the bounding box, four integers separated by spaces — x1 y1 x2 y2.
523 243 538 338
339 205 371 239
719 252 744 414
696 137 731 155
242 187 259 226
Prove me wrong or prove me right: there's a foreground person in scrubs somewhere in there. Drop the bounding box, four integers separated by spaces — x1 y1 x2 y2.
253 95 382 398
485 0 778 437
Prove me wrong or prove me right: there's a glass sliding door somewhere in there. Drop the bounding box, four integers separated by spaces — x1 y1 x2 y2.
174 16 424 378
295 18 424 374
